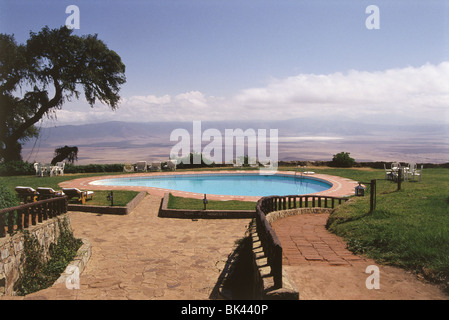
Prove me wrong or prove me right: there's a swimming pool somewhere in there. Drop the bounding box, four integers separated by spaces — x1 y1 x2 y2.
90 173 332 197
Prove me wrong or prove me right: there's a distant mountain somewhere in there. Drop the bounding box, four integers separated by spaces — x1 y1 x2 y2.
22 119 449 164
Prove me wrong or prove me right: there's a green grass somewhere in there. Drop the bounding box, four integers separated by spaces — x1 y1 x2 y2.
167 193 256 211
68 190 140 207
325 168 449 290
0 172 139 207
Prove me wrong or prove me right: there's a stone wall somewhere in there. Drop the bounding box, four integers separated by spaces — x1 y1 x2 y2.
0 215 69 296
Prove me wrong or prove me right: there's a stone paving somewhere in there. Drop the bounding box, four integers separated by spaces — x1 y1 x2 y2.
19 195 251 300
273 214 365 266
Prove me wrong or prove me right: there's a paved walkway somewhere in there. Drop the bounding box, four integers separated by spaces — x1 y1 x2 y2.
20 195 251 300
272 214 449 300
5 194 448 300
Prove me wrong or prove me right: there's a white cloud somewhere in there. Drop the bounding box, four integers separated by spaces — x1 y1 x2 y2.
47 61 449 125
233 61 449 119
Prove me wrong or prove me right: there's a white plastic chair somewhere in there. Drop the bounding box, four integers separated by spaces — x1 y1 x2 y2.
384 164 393 180
53 162 65 176
412 164 423 181
34 162 44 177
406 163 416 181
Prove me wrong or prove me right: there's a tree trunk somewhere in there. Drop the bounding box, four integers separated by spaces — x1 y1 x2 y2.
1 138 23 162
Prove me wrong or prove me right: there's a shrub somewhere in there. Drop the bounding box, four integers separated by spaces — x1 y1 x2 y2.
63 163 124 173
15 218 82 296
0 160 34 176
331 152 355 168
0 184 19 209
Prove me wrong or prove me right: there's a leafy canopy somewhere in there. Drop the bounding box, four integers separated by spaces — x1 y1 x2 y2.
0 26 126 162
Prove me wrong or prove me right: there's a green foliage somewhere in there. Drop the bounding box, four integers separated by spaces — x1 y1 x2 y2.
0 160 34 176
15 231 47 295
0 161 126 176
327 168 449 292
0 26 126 162
15 217 82 296
331 152 355 168
64 163 125 173
51 146 78 165
167 193 256 211
0 184 19 209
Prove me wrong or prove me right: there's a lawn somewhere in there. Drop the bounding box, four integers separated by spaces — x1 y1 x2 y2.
324 167 449 290
0 172 139 207
167 193 257 211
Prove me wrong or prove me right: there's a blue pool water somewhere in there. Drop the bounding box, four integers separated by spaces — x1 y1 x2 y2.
91 173 332 197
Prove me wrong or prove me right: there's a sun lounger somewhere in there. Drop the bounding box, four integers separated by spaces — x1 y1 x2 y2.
62 188 94 204
150 161 161 171
123 163 135 172
166 159 177 171
136 161 147 172
36 187 65 200
15 186 39 203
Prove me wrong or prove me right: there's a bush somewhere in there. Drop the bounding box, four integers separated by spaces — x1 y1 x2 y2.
0 184 19 209
15 218 82 296
63 163 124 173
0 160 34 176
331 152 355 168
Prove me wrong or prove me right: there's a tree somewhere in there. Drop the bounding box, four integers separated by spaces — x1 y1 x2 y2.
331 152 355 168
0 26 126 162
51 145 78 165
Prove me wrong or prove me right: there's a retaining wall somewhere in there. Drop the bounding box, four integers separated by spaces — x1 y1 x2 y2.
0 215 69 296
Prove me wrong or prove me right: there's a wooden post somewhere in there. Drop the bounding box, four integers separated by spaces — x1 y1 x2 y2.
370 179 376 212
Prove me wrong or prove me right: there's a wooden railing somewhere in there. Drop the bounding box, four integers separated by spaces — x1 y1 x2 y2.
0 196 68 238
255 195 349 289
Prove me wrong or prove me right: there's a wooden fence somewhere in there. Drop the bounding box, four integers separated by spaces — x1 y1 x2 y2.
0 196 68 238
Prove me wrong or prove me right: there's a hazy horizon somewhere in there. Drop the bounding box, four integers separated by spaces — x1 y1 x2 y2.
22 119 449 165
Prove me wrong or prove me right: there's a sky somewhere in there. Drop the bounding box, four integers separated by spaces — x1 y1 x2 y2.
1 0 449 126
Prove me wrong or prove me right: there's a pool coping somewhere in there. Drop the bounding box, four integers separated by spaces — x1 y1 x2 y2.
58 170 359 202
